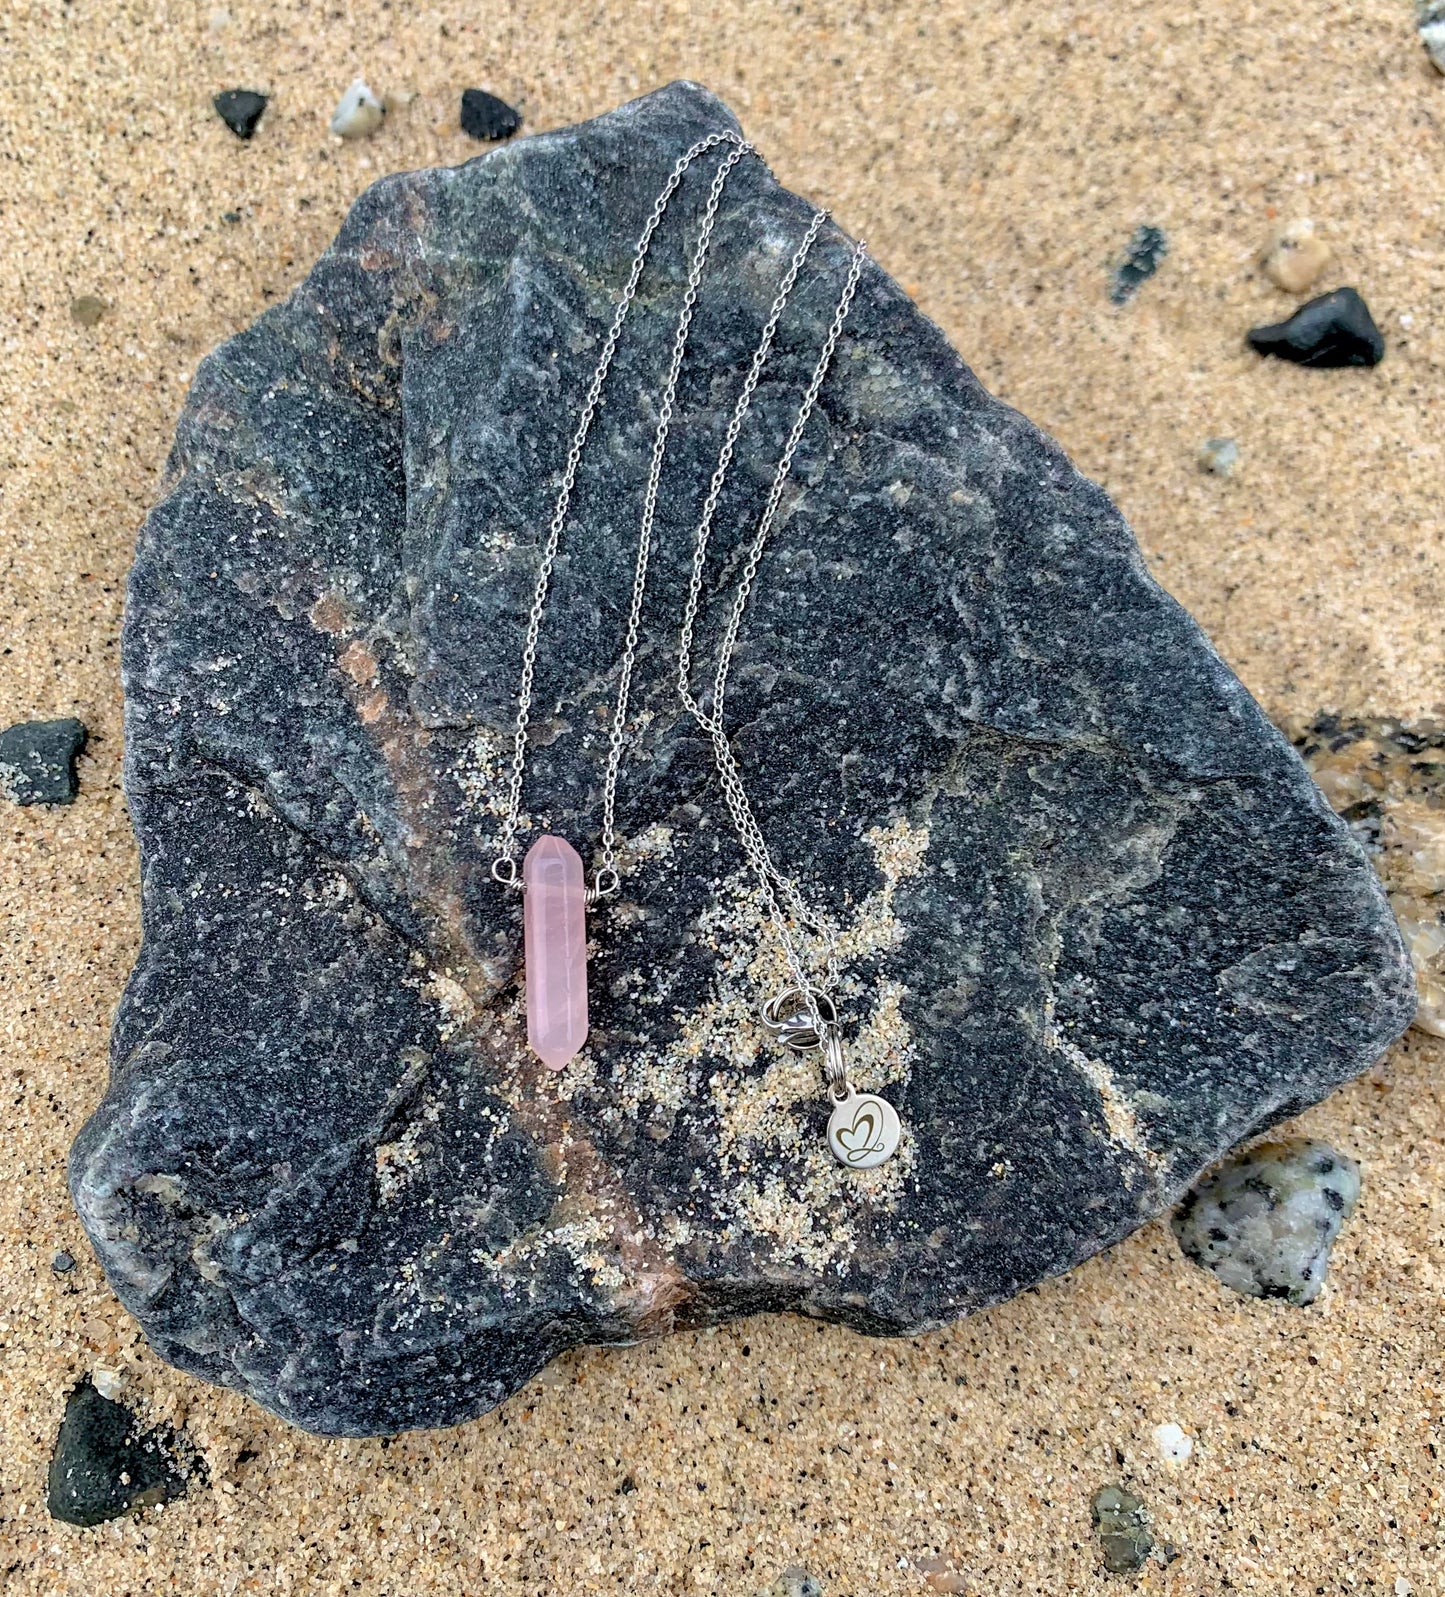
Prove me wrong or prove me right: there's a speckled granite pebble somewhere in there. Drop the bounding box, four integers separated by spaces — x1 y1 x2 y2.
67 83 1413 1437
1171 1137 1360 1305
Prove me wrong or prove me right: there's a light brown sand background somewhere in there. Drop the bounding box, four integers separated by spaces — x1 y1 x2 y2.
2 2 1443 1592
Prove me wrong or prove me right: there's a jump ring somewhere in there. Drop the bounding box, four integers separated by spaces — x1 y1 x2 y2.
823 1031 850 1102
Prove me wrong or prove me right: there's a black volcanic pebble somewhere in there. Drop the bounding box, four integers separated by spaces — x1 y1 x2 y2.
1111 224 1167 304
213 89 268 140
460 88 521 141
1248 287 1385 368
0 718 86 805
46 1379 197 1527
69 83 1414 1439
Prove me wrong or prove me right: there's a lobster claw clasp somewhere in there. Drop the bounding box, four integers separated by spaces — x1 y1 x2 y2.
758 986 837 1054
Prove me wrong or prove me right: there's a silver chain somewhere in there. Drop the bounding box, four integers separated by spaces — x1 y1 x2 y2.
490 131 751 892
489 133 868 1059
677 230 867 1048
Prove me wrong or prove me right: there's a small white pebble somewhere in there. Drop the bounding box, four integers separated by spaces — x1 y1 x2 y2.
1399 313 1414 331
330 78 385 140
1198 437 1241 477
1153 1421 1194 1465
93 1365 125 1400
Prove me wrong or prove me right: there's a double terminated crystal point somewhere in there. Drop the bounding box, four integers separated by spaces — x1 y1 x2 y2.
522 835 590 1070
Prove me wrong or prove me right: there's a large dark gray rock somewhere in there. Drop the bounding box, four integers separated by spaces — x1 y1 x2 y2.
70 82 1414 1437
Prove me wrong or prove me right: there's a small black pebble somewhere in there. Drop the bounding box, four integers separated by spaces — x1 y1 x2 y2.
1111 224 1168 304
221 210 242 224
619 1473 637 1494
51 1250 75 1274
214 89 268 141
47 1378 197 1527
0 718 87 805
460 88 521 142
1247 287 1384 369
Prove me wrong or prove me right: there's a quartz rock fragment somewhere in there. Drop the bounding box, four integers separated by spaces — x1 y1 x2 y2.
1172 1138 1360 1305
1420 1 1445 71
1152 1421 1194 1465
331 78 385 139
1092 1484 1153 1573
69 83 1413 1437
1262 219 1332 295
1197 437 1240 477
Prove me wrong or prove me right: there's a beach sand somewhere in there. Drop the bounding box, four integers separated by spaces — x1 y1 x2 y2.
1 1 1443 1591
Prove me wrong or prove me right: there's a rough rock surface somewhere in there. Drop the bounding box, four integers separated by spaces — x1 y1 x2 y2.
70 83 1414 1437
1289 713 1445 1036
1171 1137 1360 1305
46 1378 197 1526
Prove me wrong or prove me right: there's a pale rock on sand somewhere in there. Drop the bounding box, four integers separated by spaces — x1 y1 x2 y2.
1420 1 1445 72
1171 1138 1361 1305
765 1570 822 1597
1197 436 1241 476
1152 1421 1195 1466
331 78 385 139
1262 218 1333 294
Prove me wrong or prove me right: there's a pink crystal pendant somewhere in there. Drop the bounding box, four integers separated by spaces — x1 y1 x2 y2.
522 834 589 1071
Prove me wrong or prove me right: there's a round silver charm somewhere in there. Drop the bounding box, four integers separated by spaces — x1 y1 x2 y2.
826 1090 901 1170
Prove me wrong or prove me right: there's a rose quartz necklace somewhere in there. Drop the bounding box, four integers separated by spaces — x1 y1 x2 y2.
490 132 901 1169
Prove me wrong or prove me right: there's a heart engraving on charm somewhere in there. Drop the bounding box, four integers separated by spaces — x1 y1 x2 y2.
826 1089 901 1170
